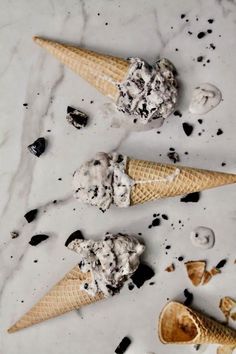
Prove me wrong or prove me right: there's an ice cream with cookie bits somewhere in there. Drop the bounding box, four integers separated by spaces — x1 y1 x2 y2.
117 57 178 124
67 233 145 297
73 152 132 212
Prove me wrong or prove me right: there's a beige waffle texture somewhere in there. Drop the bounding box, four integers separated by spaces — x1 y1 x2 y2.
33 36 129 101
158 302 236 345
8 265 104 333
127 159 236 205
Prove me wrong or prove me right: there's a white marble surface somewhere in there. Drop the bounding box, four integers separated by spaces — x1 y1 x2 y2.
1 0 236 353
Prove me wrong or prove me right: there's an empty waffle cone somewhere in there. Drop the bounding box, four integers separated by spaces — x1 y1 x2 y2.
126 159 236 205
8 265 104 333
158 301 236 345
33 36 129 101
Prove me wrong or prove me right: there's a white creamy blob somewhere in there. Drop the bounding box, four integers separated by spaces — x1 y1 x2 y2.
190 226 215 249
67 233 145 297
189 83 222 115
117 58 178 124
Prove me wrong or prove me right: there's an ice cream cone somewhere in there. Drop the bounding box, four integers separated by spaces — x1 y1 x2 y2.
126 159 236 205
158 301 236 345
8 265 104 333
33 36 129 101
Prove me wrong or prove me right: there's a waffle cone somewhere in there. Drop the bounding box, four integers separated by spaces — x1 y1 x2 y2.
158 302 236 345
33 36 129 101
8 265 104 333
126 159 236 205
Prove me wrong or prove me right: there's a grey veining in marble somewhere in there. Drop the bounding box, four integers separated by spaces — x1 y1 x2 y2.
1 0 236 353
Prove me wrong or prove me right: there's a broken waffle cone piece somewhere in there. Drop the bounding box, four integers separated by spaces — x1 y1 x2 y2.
158 301 236 345
33 36 129 101
185 261 206 286
202 270 212 285
8 265 104 333
165 264 175 272
219 297 236 322
217 345 236 354
126 159 236 205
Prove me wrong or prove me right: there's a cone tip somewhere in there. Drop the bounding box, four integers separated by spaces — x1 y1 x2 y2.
7 324 18 333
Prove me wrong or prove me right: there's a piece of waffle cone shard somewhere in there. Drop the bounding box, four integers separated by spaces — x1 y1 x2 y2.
158 301 236 345
126 159 236 205
33 36 129 101
8 265 104 333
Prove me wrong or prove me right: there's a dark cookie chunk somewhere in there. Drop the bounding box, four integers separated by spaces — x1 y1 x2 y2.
131 263 155 288
217 128 223 136
115 337 131 354
167 151 180 163
173 110 182 117
184 288 193 306
29 234 49 246
28 137 46 157
65 230 84 247
180 192 200 203
66 106 88 129
182 122 194 136
197 31 206 39
216 259 227 269
24 209 38 223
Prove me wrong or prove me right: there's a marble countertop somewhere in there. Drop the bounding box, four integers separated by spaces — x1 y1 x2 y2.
1 0 236 353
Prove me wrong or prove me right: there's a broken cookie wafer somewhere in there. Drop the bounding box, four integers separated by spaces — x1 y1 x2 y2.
185 261 206 286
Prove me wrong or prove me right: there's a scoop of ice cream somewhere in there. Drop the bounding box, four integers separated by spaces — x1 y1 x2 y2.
190 226 215 249
67 233 145 297
189 83 222 115
73 152 132 212
116 58 178 125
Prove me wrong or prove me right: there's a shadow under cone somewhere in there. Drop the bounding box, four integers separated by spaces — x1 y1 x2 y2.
33 36 129 101
158 301 236 345
127 159 236 205
8 266 104 333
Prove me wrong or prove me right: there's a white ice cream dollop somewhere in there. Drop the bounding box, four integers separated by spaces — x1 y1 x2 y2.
189 83 222 115
190 226 215 249
67 233 145 297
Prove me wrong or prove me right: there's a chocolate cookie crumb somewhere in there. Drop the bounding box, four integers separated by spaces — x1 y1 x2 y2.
24 209 38 223
217 128 223 136
128 283 134 291
208 19 214 24
66 106 89 129
173 110 182 117
181 192 200 203
162 214 168 220
178 256 184 262
184 288 193 306
131 263 155 288
188 31 193 35
167 151 180 164
198 119 203 124
152 218 161 227
216 259 227 269
207 29 212 34
65 230 84 247
10 231 19 239
197 32 206 39
221 162 226 166
182 122 194 136
181 14 186 19
23 103 28 107
115 337 131 354
197 56 204 62
29 234 49 246
33 259 38 263
210 43 216 50
28 137 46 157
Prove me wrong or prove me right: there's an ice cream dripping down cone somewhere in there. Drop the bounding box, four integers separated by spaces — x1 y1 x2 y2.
127 158 236 205
158 301 236 345
33 36 129 101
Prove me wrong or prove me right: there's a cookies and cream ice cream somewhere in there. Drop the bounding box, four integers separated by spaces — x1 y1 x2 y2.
117 58 178 124
73 152 132 212
67 233 145 297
